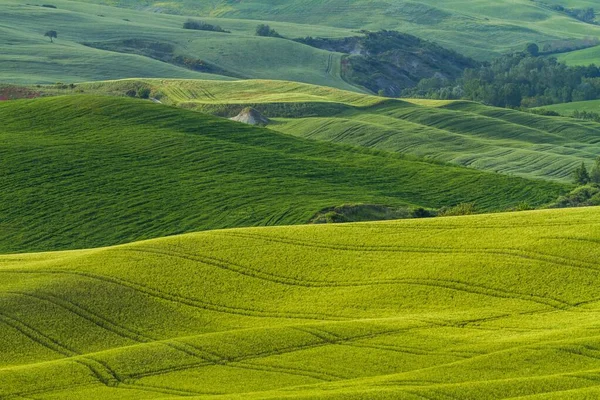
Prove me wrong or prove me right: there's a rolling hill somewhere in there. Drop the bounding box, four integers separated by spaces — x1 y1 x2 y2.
536 99 600 115
1 206 600 398
66 78 600 183
0 0 357 89
69 0 600 59
0 95 565 254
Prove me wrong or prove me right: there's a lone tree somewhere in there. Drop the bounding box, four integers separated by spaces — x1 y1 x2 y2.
44 30 57 43
573 162 591 185
525 43 539 57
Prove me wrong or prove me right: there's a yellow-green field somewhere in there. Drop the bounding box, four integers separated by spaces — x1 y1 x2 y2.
2 207 600 399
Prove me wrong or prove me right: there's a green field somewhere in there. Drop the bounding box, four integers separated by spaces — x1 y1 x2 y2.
0 0 356 89
69 78 600 183
0 95 564 254
1 206 600 398
70 0 600 59
557 45 600 66
536 99 600 115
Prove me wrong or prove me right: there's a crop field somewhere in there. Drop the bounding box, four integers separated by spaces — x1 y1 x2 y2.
69 0 600 60
0 95 565 254
0 1 355 89
74 79 600 183
537 100 600 116
557 45 600 66
0 206 599 398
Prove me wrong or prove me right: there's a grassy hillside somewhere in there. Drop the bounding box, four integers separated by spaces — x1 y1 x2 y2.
1 207 600 398
0 95 564 253
557 44 600 66
73 79 600 183
537 99 600 115
0 0 357 90
70 0 600 59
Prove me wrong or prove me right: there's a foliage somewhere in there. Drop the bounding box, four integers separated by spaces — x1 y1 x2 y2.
591 157 600 184
406 52 600 108
573 162 591 185
298 30 479 96
255 24 282 38
44 30 57 42
525 43 539 57
183 19 230 33
137 87 150 99
438 202 476 216
550 184 600 207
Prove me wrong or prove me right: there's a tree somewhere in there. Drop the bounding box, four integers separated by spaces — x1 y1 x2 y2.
255 24 281 38
590 157 600 184
573 162 591 185
525 43 539 57
44 30 57 43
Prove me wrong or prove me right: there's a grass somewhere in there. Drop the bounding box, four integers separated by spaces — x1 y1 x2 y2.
68 0 600 60
557 45 600 66
536 99 600 115
0 0 356 90
69 78 600 183
1 206 600 398
0 95 565 254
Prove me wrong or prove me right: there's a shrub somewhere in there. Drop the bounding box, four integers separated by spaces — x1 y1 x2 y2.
183 20 230 33
439 203 476 217
138 88 151 99
256 24 282 38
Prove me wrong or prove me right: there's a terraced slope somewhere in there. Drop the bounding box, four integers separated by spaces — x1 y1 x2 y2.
0 95 563 253
1 207 600 399
71 0 600 59
82 79 600 182
0 0 355 89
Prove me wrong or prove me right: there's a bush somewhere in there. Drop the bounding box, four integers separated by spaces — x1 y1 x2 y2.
439 203 476 217
125 89 137 97
255 24 282 38
551 184 600 208
183 20 230 33
138 88 151 99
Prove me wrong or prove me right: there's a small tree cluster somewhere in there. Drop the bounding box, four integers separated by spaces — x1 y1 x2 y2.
573 158 600 185
183 20 230 33
255 24 282 38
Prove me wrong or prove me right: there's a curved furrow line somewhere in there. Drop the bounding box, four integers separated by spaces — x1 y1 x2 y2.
229 361 342 382
2 383 98 400
130 327 409 380
0 269 348 321
217 231 600 271
5 291 151 344
0 311 119 388
345 342 470 358
2 292 236 367
119 247 571 310
307 326 479 359
124 247 320 287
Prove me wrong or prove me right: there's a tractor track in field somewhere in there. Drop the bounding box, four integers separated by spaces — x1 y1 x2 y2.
216 231 600 272
121 247 571 310
0 269 347 321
